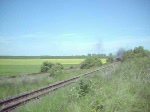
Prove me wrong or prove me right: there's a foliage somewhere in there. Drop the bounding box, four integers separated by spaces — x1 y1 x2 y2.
0 55 108 59
77 78 91 97
41 61 54 72
49 63 64 77
122 46 150 62
0 64 102 100
69 65 74 69
106 57 113 63
80 56 102 69
17 57 150 112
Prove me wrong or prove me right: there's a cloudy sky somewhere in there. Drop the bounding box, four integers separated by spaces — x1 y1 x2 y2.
0 0 150 56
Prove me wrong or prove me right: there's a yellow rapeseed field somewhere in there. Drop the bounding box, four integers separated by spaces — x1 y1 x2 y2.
0 59 106 65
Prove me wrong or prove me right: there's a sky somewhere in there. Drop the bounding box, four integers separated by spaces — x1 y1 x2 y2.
0 0 150 56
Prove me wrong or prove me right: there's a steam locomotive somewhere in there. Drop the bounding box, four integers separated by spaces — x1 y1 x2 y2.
116 58 122 62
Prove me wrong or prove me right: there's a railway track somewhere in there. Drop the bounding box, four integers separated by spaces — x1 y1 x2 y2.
0 63 118 112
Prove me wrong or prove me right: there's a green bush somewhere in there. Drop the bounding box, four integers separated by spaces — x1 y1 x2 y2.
55 63 64 69
49 63 64 77
69 65 74 69
77 78 91 97
106 57 113 63
41 61 54 72
80 56 102 69
122 46 150 62
40 61 64 74
41 66 49 72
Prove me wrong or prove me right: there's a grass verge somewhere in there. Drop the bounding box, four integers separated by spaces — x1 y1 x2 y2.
16 57 150 112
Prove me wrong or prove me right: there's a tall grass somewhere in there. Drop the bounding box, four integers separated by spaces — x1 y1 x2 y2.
0 65 104 100
16 57 150 112
0 64 77 77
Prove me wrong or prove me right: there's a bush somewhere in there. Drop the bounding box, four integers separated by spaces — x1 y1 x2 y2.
41 66 49 72
80 56 102 69
69 65 74 69
49 63 64 77
77 79 91 97
55 63 64 69
106 57 113 63
122 46 150 62
40 61 54 72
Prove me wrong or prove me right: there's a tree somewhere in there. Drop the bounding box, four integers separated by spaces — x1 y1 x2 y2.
133 46 147 57
41 61 54 72
107 57 113 63
122 46 149 62
80 56 102 69
49 63 63 77
108 53 113 58
87 54 92 57
78 79 91 97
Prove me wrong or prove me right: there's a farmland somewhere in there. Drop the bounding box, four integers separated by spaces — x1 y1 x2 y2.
0 57 106 100
16 57 150 112
0 65 106 100
0 56 150 112
0 58 106 77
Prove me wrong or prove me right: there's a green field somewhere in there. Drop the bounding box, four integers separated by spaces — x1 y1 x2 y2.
0 65 41 76
16 57 150 112
0 66 105 100
0 59 106 77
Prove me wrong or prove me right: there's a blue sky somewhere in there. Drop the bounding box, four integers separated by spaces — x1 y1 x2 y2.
0 0 150 56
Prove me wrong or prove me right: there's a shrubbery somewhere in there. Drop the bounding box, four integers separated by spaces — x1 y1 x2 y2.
41 61 54 72
80 56 102 69
122 46 150 62
106 57 113 63
69 65 74 69
49 63 64 77
77 78 91 97
41 61 64 77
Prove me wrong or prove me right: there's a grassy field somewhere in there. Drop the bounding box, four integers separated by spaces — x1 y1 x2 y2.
0 65 41 76
0 64 78 77
16 57 150 112
0 65 106 100
0 58 106 77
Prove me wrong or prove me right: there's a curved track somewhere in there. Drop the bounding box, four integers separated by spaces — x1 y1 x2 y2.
0 63 118 112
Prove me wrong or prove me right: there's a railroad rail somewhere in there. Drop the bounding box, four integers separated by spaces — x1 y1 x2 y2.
0 63 118 112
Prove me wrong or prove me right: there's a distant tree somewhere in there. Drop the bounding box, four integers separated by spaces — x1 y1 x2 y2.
92 54 97 56
106 57 113 63
40 61 64 74
108 53 113 58
133 46 148 57
122 46 149 62
80 56 102 69
49 63 63 77
41 61 54 72
87 54 92 57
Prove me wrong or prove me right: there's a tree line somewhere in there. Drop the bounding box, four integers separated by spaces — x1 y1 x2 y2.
0 54 108 59
107 46 150 63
